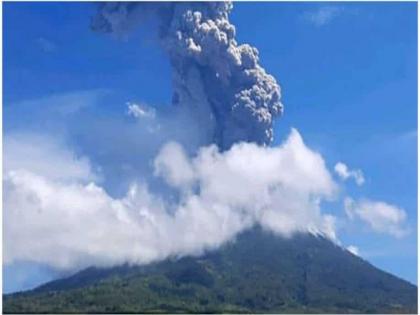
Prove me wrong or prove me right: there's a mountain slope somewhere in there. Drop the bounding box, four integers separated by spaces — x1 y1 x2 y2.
3 228 417 313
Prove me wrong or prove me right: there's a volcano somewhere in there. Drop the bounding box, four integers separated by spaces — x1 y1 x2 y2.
3 228 417 313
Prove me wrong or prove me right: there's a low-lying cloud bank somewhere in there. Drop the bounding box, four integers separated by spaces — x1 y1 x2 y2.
4 129 338 271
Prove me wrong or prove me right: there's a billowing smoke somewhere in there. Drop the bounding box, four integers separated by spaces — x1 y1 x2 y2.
92 2 283 149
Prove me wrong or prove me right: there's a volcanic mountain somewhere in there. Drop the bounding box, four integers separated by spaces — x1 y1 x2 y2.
3 228 417 314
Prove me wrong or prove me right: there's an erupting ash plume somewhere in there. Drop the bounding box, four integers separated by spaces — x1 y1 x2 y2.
4 2 355 273
3 1 411 279
92 2 283 149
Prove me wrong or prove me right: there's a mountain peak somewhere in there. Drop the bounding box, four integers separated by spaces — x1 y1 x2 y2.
4 228 417 313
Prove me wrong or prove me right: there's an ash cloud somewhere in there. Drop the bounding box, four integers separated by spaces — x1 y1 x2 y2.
92 2 283 150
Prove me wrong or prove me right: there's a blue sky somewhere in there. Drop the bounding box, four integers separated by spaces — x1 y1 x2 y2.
3 2 417 292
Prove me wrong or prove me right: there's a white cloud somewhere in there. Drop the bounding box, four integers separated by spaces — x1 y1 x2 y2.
154 142 195 189
344 197 409 238
304 6 343 27
334 162 365 186
4 133 98 183
347 245 359 256
5 89 108 123
127 102 156 119
4 129 339 271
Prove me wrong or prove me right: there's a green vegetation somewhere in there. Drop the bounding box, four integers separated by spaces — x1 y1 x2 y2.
3 228 417 313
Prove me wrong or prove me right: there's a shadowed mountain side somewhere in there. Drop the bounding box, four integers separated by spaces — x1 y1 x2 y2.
3 228 417 313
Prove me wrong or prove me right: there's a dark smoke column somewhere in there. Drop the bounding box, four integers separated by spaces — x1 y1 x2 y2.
93 2 283 150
